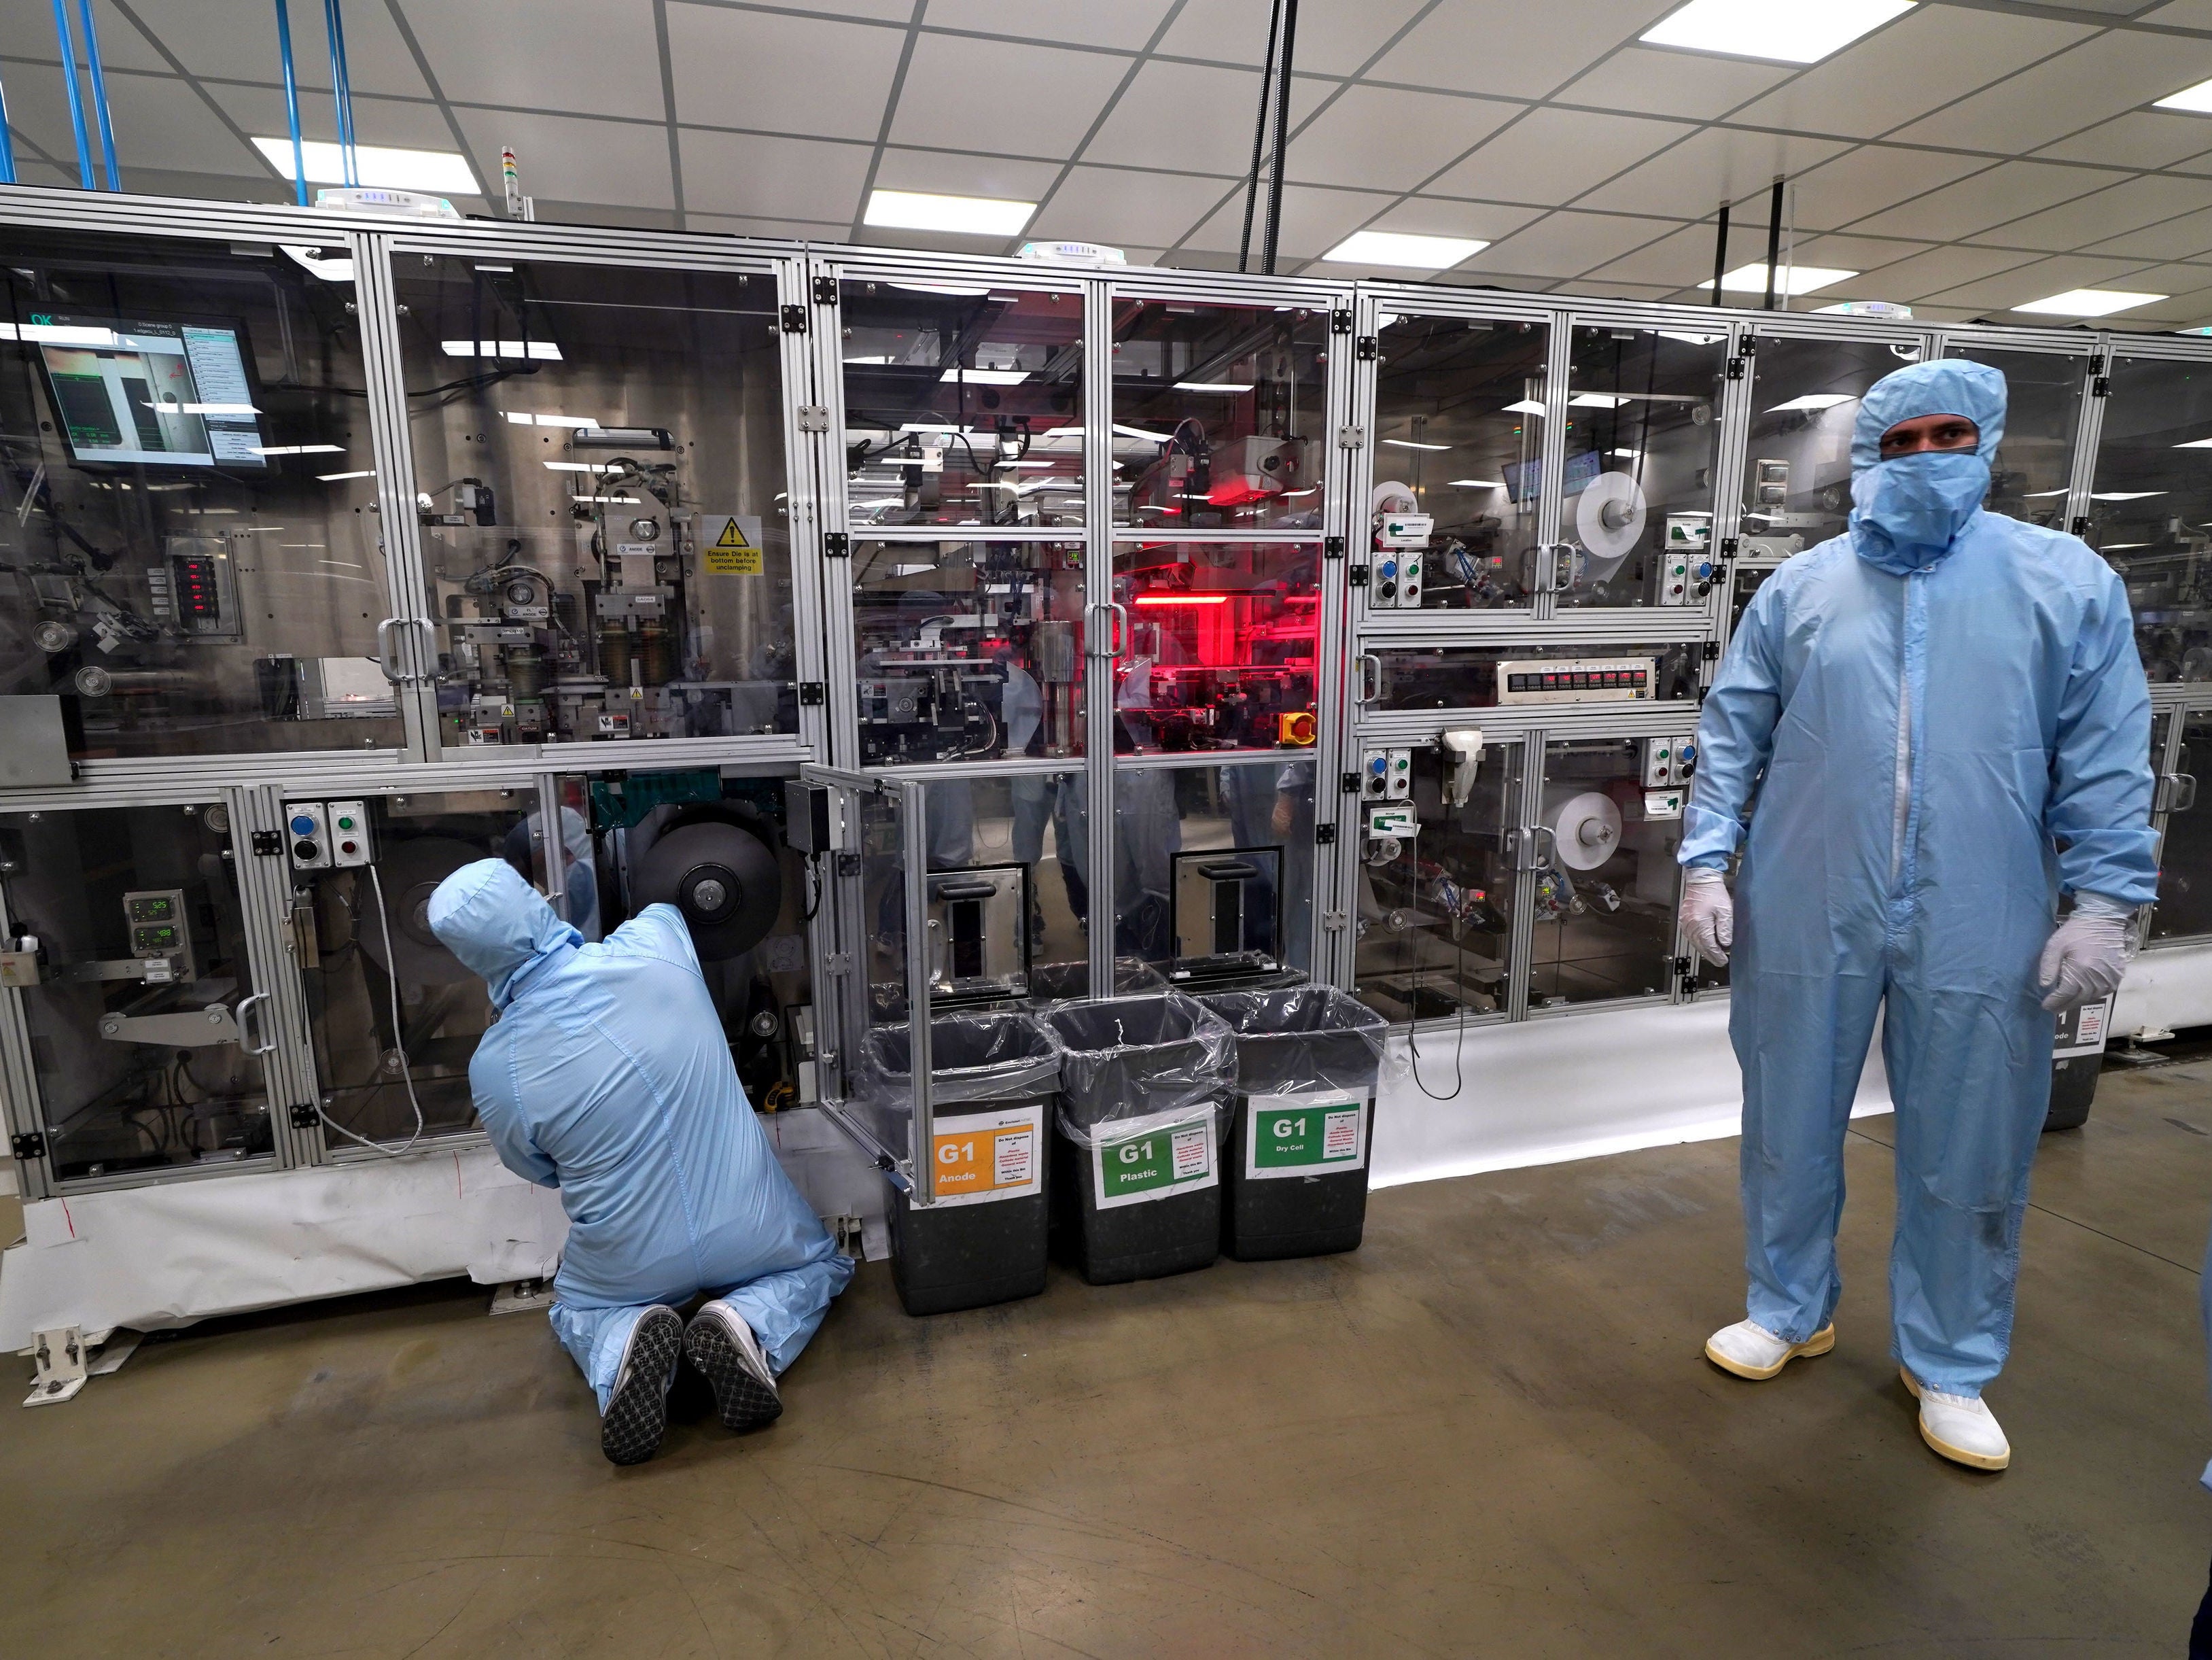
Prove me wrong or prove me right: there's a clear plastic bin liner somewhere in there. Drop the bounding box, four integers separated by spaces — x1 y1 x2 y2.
856 1011 1062 1159
1197 985 1386 1099
1041 992 1236 1147
1026 956 1167 1004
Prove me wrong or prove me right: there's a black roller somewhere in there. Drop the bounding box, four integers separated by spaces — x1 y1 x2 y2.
633 819 780 962
358 835 482 986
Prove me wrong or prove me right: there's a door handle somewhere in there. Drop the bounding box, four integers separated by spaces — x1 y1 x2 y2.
1356 653 1382 706
236 990 277 1056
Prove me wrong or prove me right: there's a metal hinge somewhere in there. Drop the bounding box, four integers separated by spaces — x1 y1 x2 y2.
1355 336 1378 361
1719 536 1739 559
1673 955 1698 1000
1324 536 1346 559
250 829 283 857
798 682 826 706
288 1103 319 1130
779 304 807 334
824 952 853 976
1341 771 1360 795
2071 515 2091 536
824 533 850 557
1331 308 1353 334
1348 564 1369 588
813 274 839 305
1316 823 1338 846
1322 909 1350 933
796 404 829 434
2092 374 2111 397
1726 358 1746 381
11 1130 46 1161
1702 640 1721 661
1337 425 1367 449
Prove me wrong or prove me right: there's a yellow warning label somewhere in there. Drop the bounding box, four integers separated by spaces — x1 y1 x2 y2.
698 514 764 575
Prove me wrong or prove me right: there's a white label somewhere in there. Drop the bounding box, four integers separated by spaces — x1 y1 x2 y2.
1244 1090 1370 1181
1170 1125 1208 1179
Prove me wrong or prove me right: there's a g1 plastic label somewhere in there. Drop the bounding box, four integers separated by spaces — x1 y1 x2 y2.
1091 1116 1217 1210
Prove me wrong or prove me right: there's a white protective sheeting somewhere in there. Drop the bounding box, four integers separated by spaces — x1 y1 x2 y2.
1369 997 1893 1190
2110 941 2212 1038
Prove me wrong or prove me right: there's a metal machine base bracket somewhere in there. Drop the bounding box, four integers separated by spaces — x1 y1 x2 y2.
22 1326 141 1407
488 1279 552 1317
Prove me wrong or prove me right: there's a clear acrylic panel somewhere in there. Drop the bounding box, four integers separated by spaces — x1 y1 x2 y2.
1112 540 1321 753
1528 738 1685 1008
1354 740 1522 1022
392 256 795 746
1110 757 1316 982
1556 324 1728 610
1944 345 2084 525
1740 334 1926 559
841 281 1083 528
2085 355 2212 683
2153 710 2212 943
0 228 403 758
1371 313 1547 610
1112 299 1327 530
853 540 1085 765
922 772 1084 1003
1370 643 1702 711
0 803 273 1179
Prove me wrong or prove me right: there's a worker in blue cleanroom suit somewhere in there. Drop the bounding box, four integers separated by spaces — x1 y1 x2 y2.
427 860 854 1467
1679 358 2156 1473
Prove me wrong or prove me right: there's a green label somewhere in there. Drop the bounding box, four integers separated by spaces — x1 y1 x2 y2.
1092 1116 1215 1209
1246 1094 1366 1180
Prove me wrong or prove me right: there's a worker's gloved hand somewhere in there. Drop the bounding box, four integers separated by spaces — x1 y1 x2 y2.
1680 867 1734 967
2037 895 2135 1012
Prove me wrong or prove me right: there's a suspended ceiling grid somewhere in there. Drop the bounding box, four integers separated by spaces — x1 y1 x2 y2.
8 1 2212 326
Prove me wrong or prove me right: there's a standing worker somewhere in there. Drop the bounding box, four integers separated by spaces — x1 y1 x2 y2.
427 860 854 1467
1679 359 2156 1472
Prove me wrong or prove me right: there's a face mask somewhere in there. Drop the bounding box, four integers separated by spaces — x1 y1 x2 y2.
1848 450 1990 575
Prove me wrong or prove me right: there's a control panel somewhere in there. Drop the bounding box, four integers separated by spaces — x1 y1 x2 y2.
122 888 194 981
286 799 374 871
1657 517 1717 607
1496 657 1658 704
1640 735 1698 787
1371 511 1430 608
1360 746 1412 800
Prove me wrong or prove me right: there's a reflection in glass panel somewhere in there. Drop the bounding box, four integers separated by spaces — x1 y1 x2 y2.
1371 314 1546 609
2086 356 2212 682
854 540 1084 765
0 230 402 757
920 772 1084 1002
841 282 1083 528
1741 334 1925 559
1 804 272 1180
1945 346 2083 525
1354 742 1521 1022
1558 324 1727 610
2154 710 2212 941
393 257 794 746
1109 758 1315 984
1113 300 1326 531
1529 738 1684 1007
1372 643 1701 711
1113 540 1320 753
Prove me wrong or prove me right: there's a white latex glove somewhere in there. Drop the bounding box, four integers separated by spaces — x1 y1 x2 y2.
1680 867 1733 967
2037 895 2133 1012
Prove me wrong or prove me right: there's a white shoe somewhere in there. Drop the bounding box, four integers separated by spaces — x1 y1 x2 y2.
1704 1318 1836 1380
1901 1368 2010 1470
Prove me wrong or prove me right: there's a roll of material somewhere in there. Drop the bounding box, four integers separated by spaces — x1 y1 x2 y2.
1575 470 1647 577
633 818 781 961
359 836 482 986
1549 791 1623 871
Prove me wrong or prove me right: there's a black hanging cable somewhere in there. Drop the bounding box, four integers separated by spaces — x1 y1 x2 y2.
1261 0 1299 276
1236 0 1284 275
1710 200 1729 307
1761 176 1785 311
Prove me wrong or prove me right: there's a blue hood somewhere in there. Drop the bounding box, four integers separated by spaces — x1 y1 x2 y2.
1849 358 2007 470
426 858 581 1007
1848 359 2009 574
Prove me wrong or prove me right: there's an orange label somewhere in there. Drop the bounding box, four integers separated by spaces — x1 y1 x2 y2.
929 1107 1042 1205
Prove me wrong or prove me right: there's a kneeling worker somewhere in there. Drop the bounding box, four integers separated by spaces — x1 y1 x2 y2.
1680 359 2156 1471
428 859 854 1466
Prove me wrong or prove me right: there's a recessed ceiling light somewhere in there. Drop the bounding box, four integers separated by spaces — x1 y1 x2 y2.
442 339 561 360
2178 438 2212 449
940 366 1029 385
2092 491 2166 500
1320 230 1489 270
252 136 478 195
865 189 1034 237
1698 262 1857 297
1174 381 1254 394
317 470 374 482
1383 438 1450 451
504 412 602 429
1641 0 1914 65
0 321 116 345
2156 77 2212 114
2014 289 2166 317
544 461 617 474
1766 394 1858 413
1449 479 1506 488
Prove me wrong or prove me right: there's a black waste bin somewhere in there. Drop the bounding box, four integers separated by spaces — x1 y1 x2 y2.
860 1011 1062 1315
1027 956 1166 1004
2045 995 2114 1132
1041 992 1235 1285
1199 985 1387 1260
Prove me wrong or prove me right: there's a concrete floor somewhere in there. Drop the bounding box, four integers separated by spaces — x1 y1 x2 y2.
6 1065 2212 1658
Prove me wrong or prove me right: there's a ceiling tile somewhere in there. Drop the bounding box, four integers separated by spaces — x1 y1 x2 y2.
1366 0 1672 99
1582 222 1729 290
1462 210 1679 280
1732 8 2090 141
1426 108 1689 207
402 0 663 121
1368 198 1549 242
1889 30 2212 156
1787 147 1994 232
1574 126 1850 218
1845 160 2119 240
693 0 913 16
96 75 262 178
872 149 1062 204
1920 253 2175 313
1182 181 1394 258
1554 46 1790 120
678 129 875 222
1285 85 1518 192
688 213 850 238
1155 0 1430 77
1787 234 1936 273
924 0 1174 50
1028 165 1239 249
2035 111 2212 170
1976 173 2212 252
888 37 1129 154
667 6 907 140
453 107 670 209
2086 203 2212 260
1812 244 2043 305
75 3 179 73
2137 1 2212 27
1083 58 1328 173
156 0 435 100
207 84 457 162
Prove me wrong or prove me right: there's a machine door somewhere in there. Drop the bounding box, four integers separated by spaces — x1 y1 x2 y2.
2084 353 2212 685
1939 341 2090 527
1738 330 1928 563
2152 710 2212 945
0 803 280 1187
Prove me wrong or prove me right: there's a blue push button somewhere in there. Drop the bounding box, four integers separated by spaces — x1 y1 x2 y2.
289 814 317 835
